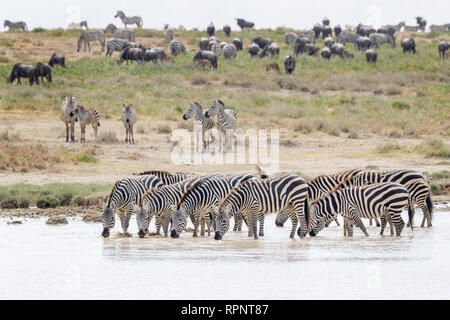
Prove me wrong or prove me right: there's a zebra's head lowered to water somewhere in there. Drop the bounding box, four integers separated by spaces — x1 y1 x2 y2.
170 205 188 238
135 204 150 238
309 197 336 237
214 205 232 240
102 205 115 238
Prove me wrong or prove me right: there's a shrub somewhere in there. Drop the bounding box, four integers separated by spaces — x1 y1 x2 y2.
95 131 119 144
36 196 60 208
416 139 450 158
430 183 445 196
73 148 98 163
392 101 411 110
31 27 47 33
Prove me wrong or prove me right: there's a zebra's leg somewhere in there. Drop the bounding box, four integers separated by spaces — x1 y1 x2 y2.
369 218 373 226
380 215 387 236
420 204 432 228
191 214 199 237
375 217 381 227
131 125 135 144
343 218 348 236
81 123 85 143
70 121 75 142
122 207 133 236
65 122 69 142
294 201 308 238
258 213 265 237
200 217 206 237
233 212 241 231
250 210 258 240
392 213 405 236
350 211 368 237
388 214 395 236
162 213 171 237
289 211 298 239
333 216 340 227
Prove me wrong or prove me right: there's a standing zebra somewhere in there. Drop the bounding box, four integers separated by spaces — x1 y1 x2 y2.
170 174 255 238
370 33 396 48
205 99 237 151
215 174 310 240
105 38 134 57
114 10 143 28
182 102 214 150
164 24 174 44
77 31 105 52
75 106 100 143
337 32 359 47
104 24 135 42
222 43 237 59
60 97 77 143
284 32 298 46
101 175 163 238
121 104 137 144
136 176 203 237
68 21 88 30
309 183 413 237
169 40 186 56
4 20 27 31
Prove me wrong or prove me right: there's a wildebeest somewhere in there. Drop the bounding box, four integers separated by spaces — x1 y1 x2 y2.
438 41 448 58
284 55 296 74
365 49 377 63
119 47 143 64
4 20 27 31
305 44 319 56
193 50 218 69
143 47 166 64
266 62 280 72
331 43 344 58
199 37 209 50
324 37 334 48
48 53 66 68
313 23 322 40
223 25 231 37
232 38 243 51
401 38 416 54
235 18 254 30
416 16 427 31
160 54 174 63
334 25 342 37
356 36 372 51
321 25 332 39
207 22 215 37
294 36 311 55
343 50 354 59
252 37 272 49
259 43 279 58
248 42 260 57
321 47 332 60
357 23 376 36
322 17 330 26
7 63 39 85
376 26 396 36
446 51 450 59
35 62 52 83
195 59 213 70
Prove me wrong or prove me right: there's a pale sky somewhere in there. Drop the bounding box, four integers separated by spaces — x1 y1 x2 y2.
1 0 449 31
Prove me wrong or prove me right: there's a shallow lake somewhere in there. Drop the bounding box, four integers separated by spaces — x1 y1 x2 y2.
1 206 449 299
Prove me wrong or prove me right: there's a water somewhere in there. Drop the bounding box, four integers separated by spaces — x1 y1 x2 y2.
1 206 449 299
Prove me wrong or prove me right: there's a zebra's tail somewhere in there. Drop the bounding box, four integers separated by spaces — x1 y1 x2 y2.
304 197 310 231
407 196 414 230
426 191 433 222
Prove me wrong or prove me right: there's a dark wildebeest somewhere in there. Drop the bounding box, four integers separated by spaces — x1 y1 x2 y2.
248 42 260 57
324 37 334 48
7 63 39 85
119 47 143 64
334 25 342 38
207 22 215 37
143 47 166 64
313 23 322 40
294 36 311 55
232 38 243 51
35 62 52 83
331 43 344 58
401 38 416 54
322 17 330 26
322 25 332 39
193 50 218 69
199 37 209 50
252 37 272 49
305 44 320 56
356 36 372 51
416 17 427 31
235 18 254 30
259 43 279 58
284 55 296 74
365 49 377 63
321 47 332 60
48 53 66 68
357 23 376 36
438 41 448 58
223 25 231 37
266 62 280 72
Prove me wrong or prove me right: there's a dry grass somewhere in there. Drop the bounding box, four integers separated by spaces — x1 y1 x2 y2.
95 130 119 144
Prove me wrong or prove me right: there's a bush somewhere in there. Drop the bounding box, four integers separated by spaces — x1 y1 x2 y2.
36 196 60 208
416 139 450 158
32 27 47 33
430 183 446 196
392 101 411 110
73 147 98 163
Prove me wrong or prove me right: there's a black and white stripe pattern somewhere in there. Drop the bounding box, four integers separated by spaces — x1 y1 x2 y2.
170 174 255 238
370 33 396 48
215 174 309 240
205 98 237 132
135 170 195 185
60 97 77 142
105 38 134 57
169 40 186 56
4 20 27 31
164 25 174 43
120 103 137 144
114 10 143 28
77 31 105 52
309 183 412 237
104 24 135 42
284 32 298 46
222 43 237 59
75 105 100 143
101 175 163 237
183 102 215 150
337 32 359 46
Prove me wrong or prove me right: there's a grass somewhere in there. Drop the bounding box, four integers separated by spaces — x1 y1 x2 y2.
416 139 450 158
0 183 110 208
72 147 98 163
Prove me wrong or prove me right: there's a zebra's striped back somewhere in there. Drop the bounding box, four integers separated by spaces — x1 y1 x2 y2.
284 32 298 46
77 31 105 52
115 11 143 28
205 99 237 131
135 170 195 185
76 105 100 126
222 44 237 59
337 32 359 44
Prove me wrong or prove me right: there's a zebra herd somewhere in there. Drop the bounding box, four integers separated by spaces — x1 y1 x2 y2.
101 168 433 240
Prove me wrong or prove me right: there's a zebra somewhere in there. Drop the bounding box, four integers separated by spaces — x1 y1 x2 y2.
134 170 196 185
169 40 186 56
68 21 88 30
4 20 27 31
75 106 100 143
182 102 214 150
284 32 298 46
337 32 359 46
102 175 163 238
136 176 203 237
205 99 237 151
309 183 413 237
105 38 134 57
164 25 175 44
297 30 315 42
170 174 255 238
104 24 135 42
222 44 237 59
114 10 143 28
370 33 396 48
403 25 420 32
60 97 77 142
222 25 231 37
430 24 450 32
210 41 223 57
121 103 137 144
77 31 105 52
215 174 310 240
207 22 215 37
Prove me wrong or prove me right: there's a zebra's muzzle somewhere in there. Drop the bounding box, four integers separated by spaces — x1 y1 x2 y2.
138 229 146 238
101 228 110 238
170 230 179 238
309 231 316 237
275 218 284 227
214 232 222 240
182 115 187 120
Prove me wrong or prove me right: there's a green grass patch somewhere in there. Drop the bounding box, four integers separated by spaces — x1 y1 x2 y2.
72 147 98 163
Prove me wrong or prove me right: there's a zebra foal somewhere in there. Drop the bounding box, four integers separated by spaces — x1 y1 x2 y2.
75 105 100 143
60 97 77 142
121 104 137 144
182 102 214 150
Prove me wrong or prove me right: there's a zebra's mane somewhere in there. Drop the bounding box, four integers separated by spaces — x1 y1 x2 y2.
218 179 253 210
140 186 161 207
135 170 171 176
176 179 204 210
107 180 121 207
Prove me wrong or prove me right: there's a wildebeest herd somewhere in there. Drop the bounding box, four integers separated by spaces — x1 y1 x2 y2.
100 168 433 240
4 13 449 86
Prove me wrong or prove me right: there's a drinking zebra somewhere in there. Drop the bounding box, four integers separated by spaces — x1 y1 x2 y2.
105 38 134 57
68 21 88 30
114 10 143 28
215 174 310 240
222 44 237 59
75 106 100 143
102 175 163 237
136 176 203 237
4 20 27 31
104 24 135 42
170 174 255 238
182 102 214 150
121 104 137 144
205 99 237 151
370 33 396 48
169 40 186 56
309 183 413 237
60 97 77 142
77 31 105 52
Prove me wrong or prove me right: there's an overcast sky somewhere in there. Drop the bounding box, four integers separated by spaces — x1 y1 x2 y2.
1 0 449 31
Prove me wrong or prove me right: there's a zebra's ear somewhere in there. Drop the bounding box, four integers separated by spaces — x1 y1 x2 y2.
213 206 220 214
170 204 177 212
